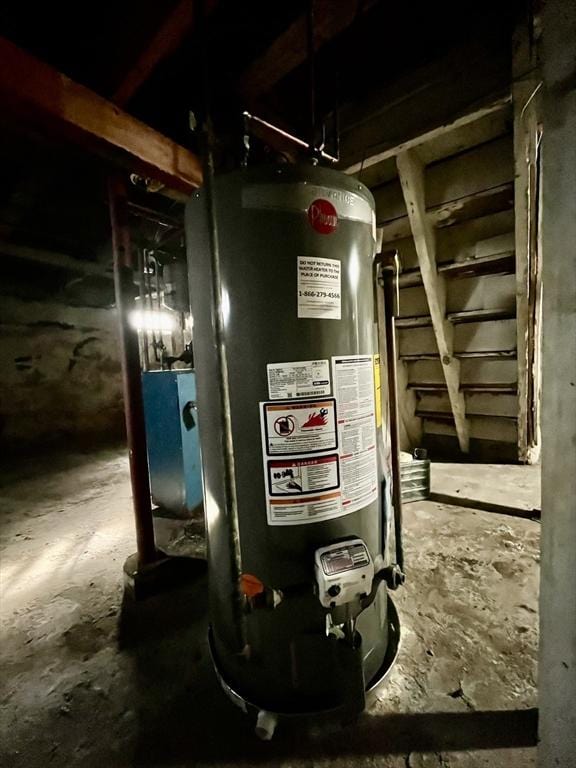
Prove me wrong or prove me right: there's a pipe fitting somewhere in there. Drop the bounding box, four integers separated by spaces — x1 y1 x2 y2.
255 710 278 741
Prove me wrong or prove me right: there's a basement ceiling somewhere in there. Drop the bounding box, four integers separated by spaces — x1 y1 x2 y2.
0 0 524 306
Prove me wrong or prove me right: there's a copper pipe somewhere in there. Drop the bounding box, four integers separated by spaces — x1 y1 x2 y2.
108 175 157 567
242 111 338 164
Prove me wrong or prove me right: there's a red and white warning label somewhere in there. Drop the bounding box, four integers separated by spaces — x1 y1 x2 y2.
260 398 346 525
267 454 340 496
262 399 337 456
260 356 379 526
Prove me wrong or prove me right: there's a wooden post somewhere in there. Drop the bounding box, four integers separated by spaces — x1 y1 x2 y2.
513 13 542 464
396 149 469 453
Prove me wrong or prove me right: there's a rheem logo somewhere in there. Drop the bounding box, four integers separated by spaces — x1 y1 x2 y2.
308 199 338 234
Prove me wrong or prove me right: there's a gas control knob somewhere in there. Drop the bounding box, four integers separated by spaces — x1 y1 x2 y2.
327 584 341 598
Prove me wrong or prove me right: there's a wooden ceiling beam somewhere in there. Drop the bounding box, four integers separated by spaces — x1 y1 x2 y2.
0 36 203 195
239 0 374 104
113 0 218 107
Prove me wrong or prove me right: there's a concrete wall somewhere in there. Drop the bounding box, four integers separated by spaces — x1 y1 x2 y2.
0 297 124 451
538 0 576 763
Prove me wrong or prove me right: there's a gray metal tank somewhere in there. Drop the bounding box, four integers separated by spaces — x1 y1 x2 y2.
186 164 395 722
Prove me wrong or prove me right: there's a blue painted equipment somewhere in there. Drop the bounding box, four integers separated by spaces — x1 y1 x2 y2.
142 370 203 516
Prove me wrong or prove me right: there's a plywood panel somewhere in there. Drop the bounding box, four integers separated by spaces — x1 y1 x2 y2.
389 212 515 266
398 326 437 357
398 286 429 317
446 274 516 313
424 416 518 442
408 357 518 385
454 319 517 353
461 358 518 385
418 391 518 417
375 136 514 224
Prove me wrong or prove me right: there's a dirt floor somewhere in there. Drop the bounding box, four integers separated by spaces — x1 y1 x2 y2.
0 448 540 767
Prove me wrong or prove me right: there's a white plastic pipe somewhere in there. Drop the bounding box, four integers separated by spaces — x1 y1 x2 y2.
255 710 278 741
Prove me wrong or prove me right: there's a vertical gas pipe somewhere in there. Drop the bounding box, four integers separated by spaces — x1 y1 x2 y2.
380 252 404 574
108 175 157 567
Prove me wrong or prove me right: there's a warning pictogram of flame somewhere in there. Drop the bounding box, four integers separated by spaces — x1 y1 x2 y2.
302 408 328 428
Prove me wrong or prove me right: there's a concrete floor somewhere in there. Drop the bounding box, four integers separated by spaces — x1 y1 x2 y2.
0 449 540 767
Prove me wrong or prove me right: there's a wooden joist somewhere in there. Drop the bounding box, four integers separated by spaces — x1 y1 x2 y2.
0 36 203 195
339 38 511 169
239 0 374 103
396 149 469 453
344 97 511 175
113 0 218 106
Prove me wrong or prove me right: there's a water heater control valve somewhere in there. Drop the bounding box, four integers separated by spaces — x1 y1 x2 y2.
314 539 375 608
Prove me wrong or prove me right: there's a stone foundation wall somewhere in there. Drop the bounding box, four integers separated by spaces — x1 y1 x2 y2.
0 298 124 450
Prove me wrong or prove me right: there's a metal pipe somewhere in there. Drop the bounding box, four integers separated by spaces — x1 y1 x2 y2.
201 9 247 650
136 246 150 371
126 200 182 230
307 0 317 152
380 252 404 572
242 111 338 164
108 175 157 567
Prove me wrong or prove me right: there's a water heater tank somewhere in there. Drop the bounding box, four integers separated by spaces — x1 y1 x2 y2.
186 164 397 725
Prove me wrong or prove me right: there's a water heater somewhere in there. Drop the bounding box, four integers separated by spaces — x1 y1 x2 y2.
186 164 399 736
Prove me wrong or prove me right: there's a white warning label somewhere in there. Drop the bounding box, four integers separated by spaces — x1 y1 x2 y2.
332 356 379 514
297 256 341 320
260 399 349 526
262 399 337 456
267 359 330 400
267 454 340 496
267 492 343 525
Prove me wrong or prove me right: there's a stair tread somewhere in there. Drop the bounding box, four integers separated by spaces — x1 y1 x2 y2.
396 308 515 327
397 253 515 287
408 382 518 393
401 350 517 361
416 410 518 421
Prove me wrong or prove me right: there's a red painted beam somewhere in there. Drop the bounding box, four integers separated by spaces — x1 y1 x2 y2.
0 36 203 194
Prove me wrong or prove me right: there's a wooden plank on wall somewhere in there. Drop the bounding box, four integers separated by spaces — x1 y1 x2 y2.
408 358 518 387
375 135 514 225
379 186 514 242
513 18 542 464
424 416 518 443
339 38 511 168
345 97 511 175
418 391 519 418
390 210 515 267
396 149 469 452
399 319 517 357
